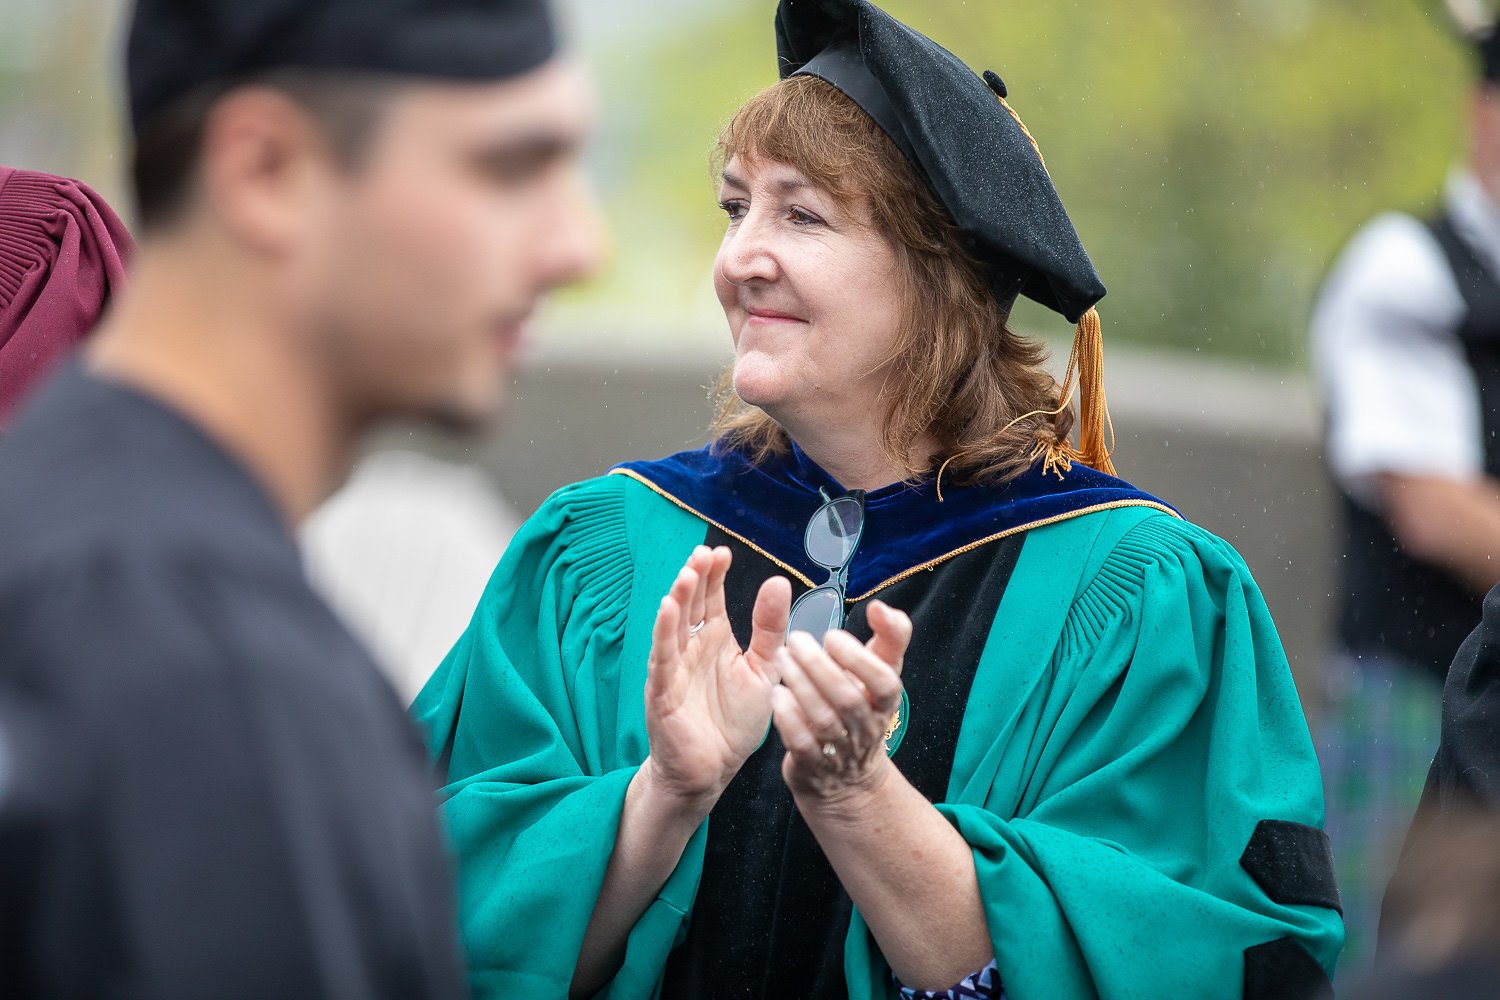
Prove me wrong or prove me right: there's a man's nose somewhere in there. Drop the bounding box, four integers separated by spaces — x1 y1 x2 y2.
540 171 607 290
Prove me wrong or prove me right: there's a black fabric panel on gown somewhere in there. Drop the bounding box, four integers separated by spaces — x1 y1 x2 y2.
1238 820 1342 914
1242 937 1334 1000
661 528 1025 999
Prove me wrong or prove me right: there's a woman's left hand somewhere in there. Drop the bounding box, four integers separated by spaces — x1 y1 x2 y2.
772 599 913 805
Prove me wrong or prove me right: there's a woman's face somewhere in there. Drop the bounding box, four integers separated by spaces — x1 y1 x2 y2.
713 155 906 430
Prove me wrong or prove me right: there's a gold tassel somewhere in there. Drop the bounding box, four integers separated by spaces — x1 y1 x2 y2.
1027 307 1117 479
1073 308 1116 477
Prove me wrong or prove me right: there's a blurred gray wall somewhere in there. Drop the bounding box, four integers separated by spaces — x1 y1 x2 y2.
390 345 1335 713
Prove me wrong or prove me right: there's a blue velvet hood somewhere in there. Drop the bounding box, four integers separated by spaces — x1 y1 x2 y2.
612 442 1177 600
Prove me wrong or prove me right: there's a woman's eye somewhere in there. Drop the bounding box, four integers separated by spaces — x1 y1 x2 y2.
789 207 823 226
718 199 746 222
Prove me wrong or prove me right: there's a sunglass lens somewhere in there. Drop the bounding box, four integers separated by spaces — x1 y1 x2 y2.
786 585 843 642
804 496 863 569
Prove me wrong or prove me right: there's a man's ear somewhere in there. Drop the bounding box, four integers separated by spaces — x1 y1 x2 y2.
196 86 336 255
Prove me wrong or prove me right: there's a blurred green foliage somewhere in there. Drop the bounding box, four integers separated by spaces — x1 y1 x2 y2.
565 0 1472 366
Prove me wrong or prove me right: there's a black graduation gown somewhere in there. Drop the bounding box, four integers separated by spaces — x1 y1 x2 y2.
1379 581 1500 956
1419 581 1500 810
0 367 467 999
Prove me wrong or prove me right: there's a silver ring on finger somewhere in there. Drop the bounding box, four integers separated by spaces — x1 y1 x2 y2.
821 742 838 757
688 620 706 636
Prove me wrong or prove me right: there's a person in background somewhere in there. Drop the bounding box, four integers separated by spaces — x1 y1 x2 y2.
1310 16 1500 975
417 2 1342 997
0 0 601 996
302 447 520 702
0 165 131 426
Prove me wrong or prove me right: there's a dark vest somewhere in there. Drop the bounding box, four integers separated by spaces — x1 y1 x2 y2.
1336 212 1500 678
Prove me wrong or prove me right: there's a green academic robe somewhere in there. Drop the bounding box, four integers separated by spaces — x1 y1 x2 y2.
414 461 1342 999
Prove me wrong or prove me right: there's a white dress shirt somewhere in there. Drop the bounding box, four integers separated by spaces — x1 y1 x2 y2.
1312 170 1500 507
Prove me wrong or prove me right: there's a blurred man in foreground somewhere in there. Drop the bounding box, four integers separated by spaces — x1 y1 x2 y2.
0 0 600 995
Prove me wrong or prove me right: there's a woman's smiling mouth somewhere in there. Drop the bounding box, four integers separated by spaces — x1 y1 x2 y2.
746 306 808 325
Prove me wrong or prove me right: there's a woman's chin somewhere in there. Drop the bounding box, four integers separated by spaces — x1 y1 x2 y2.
731 366 795 412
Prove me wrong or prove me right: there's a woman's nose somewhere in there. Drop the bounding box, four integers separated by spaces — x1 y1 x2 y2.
718 215 779 286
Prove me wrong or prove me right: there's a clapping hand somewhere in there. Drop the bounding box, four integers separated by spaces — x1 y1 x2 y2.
641 545 791 812
771 600 912 804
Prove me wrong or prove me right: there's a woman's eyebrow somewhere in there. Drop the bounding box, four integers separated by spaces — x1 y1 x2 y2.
770 175 814 194
719 168 815 195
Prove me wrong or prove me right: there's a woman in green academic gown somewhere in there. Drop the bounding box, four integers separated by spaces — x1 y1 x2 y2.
414 2 1343 997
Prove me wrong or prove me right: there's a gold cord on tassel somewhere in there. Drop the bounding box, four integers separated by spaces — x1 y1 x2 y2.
934 452 964 503
996 94 1047 175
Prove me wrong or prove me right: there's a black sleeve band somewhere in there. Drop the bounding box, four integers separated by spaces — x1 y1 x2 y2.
1240 819 1342 913
1243 937 1333 1000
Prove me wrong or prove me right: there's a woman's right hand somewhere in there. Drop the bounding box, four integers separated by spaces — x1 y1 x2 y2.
640 545 791 814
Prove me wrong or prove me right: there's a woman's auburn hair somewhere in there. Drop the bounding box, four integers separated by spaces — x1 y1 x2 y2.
711 74 1072 487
